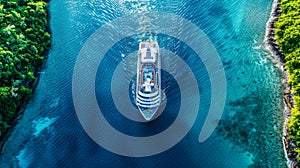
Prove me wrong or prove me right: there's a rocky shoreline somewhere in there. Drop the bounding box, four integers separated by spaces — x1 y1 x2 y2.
263 0 299 167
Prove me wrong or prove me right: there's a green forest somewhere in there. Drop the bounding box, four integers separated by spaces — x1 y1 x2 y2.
0 0 50 138
275 0 300 161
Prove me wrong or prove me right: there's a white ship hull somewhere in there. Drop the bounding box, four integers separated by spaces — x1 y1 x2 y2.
136 42 161 121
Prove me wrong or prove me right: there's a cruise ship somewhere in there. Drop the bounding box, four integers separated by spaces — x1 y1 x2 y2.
136 42 161 121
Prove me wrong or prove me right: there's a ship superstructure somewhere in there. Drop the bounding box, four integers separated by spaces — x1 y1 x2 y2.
135 42 161 120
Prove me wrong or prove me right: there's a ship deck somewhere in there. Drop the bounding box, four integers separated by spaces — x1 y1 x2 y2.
136 42 161 120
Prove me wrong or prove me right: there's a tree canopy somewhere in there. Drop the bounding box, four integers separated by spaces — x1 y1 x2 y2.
275 0 300 161
0 0 50 137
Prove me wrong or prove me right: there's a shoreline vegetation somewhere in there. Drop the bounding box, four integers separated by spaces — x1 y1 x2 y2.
0 0 50 151
0 0 297 167
264 0 300 167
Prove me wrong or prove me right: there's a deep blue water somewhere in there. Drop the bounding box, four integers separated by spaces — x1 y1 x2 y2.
0 0 286 167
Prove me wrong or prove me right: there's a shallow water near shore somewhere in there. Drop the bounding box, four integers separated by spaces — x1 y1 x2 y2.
0 0 286 167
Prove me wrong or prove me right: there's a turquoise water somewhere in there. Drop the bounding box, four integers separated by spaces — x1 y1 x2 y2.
0 0 286 167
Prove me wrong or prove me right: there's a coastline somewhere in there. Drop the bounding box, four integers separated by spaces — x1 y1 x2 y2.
0 1 51 155
0 0 292 167
263 0 298 167
0 48 50 155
